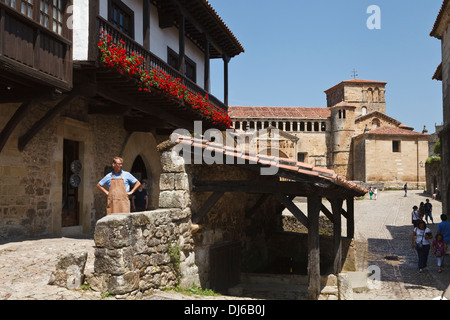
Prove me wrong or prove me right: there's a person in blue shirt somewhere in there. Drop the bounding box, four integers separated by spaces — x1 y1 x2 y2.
96 157 140 214
438 214 450 256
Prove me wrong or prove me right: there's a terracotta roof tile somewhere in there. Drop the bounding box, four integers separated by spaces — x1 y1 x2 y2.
171 134 367 196
228 106 331 119
366 126 428 136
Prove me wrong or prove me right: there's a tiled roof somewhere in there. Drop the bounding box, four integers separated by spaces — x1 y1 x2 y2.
366 126 428 136
430 0 449 39
171 134 367 197
228 106 331 119
355 111 402 125
324 79 387 93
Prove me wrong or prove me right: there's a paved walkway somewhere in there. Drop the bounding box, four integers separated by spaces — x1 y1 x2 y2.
352 190 448 300
0 190 447 300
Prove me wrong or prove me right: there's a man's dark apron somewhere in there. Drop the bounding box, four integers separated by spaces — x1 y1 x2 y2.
106 174 130 214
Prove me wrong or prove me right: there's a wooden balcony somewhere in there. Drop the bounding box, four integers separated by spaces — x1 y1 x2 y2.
0 2 72 98
92 16 227 113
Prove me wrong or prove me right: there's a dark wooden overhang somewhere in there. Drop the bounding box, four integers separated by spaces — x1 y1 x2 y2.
169 134 367 299
0 2 73 96
74 64 228 134
152 0 244 59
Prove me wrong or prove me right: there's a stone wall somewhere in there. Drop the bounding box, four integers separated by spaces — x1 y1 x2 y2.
0 98 130 239
89 209 194 297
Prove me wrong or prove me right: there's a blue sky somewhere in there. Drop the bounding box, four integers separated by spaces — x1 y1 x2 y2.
208 0 444 134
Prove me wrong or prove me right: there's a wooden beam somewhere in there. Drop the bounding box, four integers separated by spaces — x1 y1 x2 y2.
143 0 151 51
320 203 334 223
330 198 343 274
193 180 316 196
245 194 270 219
192 191 224 224
274 193 309 228
0 99 36 153
18 90 79 151
346 197 355 238
307 195 321 300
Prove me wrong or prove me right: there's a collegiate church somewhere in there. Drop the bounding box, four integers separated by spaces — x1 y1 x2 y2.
228 79 430 188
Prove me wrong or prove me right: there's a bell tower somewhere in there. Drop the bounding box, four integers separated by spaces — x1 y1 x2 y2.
324 79 387 117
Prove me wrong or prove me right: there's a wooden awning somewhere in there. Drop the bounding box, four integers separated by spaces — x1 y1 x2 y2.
172 134 367 199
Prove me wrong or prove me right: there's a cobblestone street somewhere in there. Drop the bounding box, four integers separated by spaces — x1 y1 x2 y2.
0 190 447 300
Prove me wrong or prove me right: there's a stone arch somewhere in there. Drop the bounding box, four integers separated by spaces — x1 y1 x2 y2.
121 132 162 209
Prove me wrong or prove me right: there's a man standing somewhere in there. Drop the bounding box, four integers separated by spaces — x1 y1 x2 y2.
132 180 149 212
96 157 141 214
424 198 434 224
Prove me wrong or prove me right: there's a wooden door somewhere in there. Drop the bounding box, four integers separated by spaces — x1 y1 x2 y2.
62 139 80 227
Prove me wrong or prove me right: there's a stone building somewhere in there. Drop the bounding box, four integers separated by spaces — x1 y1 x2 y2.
0 0 244 239
430 0 450 216
229 79 431 188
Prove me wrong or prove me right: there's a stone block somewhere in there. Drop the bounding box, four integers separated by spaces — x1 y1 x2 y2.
107 271 140 295
161 150 185 173
159 173 175 190
174 173 189 190
159 190 189 209
48 250 88 290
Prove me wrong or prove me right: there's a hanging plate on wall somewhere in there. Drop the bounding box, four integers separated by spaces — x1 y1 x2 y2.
70 160 82 174
69 174 81 188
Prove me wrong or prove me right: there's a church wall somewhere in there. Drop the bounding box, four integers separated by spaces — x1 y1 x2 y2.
355 116 399 134
352 137 366 181
363 136 428 187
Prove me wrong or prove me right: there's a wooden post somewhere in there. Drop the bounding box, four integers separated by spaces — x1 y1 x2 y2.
330 198 343 274
223 55 230 106
307 195 321 300
143 0 151 51
204 37 210 92
178 15 185 74
346 197 355 239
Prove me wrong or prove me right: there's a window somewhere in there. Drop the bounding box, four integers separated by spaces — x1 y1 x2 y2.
167 47 197 83
38 0 64 34
392 140 400 153
3 0 17 9
297 153 306 163
184 56 196 83
108 0 134 38
21 0 33 18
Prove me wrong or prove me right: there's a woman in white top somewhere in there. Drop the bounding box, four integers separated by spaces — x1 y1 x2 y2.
412 220 433 272
411 205 420 228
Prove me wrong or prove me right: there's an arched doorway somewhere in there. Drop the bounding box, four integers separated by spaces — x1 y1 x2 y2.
121 132 162 210
131 155 149 181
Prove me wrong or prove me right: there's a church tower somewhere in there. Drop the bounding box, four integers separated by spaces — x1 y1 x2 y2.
324 79 387 179
324 79 387 117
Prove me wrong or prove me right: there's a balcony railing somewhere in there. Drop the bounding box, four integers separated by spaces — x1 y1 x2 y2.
0 3 72 90
95 16 227 112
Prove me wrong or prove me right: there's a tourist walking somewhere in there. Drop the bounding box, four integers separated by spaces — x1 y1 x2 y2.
96 157 141 215
412 220 433 272
437 214 450 256
412 205 421 228
373 187 378 200
404 183 408 197
432 234 447 273
424 199 434 224
369 187 373 200
418 202 425 221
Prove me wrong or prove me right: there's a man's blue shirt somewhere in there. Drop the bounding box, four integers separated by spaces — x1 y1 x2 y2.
98 170 138 192
438 220 450 243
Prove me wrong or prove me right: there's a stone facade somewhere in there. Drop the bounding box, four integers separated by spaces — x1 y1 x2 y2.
430 0 450 216
229 79 431 186
0 98 165 239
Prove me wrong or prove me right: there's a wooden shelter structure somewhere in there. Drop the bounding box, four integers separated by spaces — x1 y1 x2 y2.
173 134 367 299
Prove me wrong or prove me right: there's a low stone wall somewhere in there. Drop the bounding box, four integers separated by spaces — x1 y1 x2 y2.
87 208 197 297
